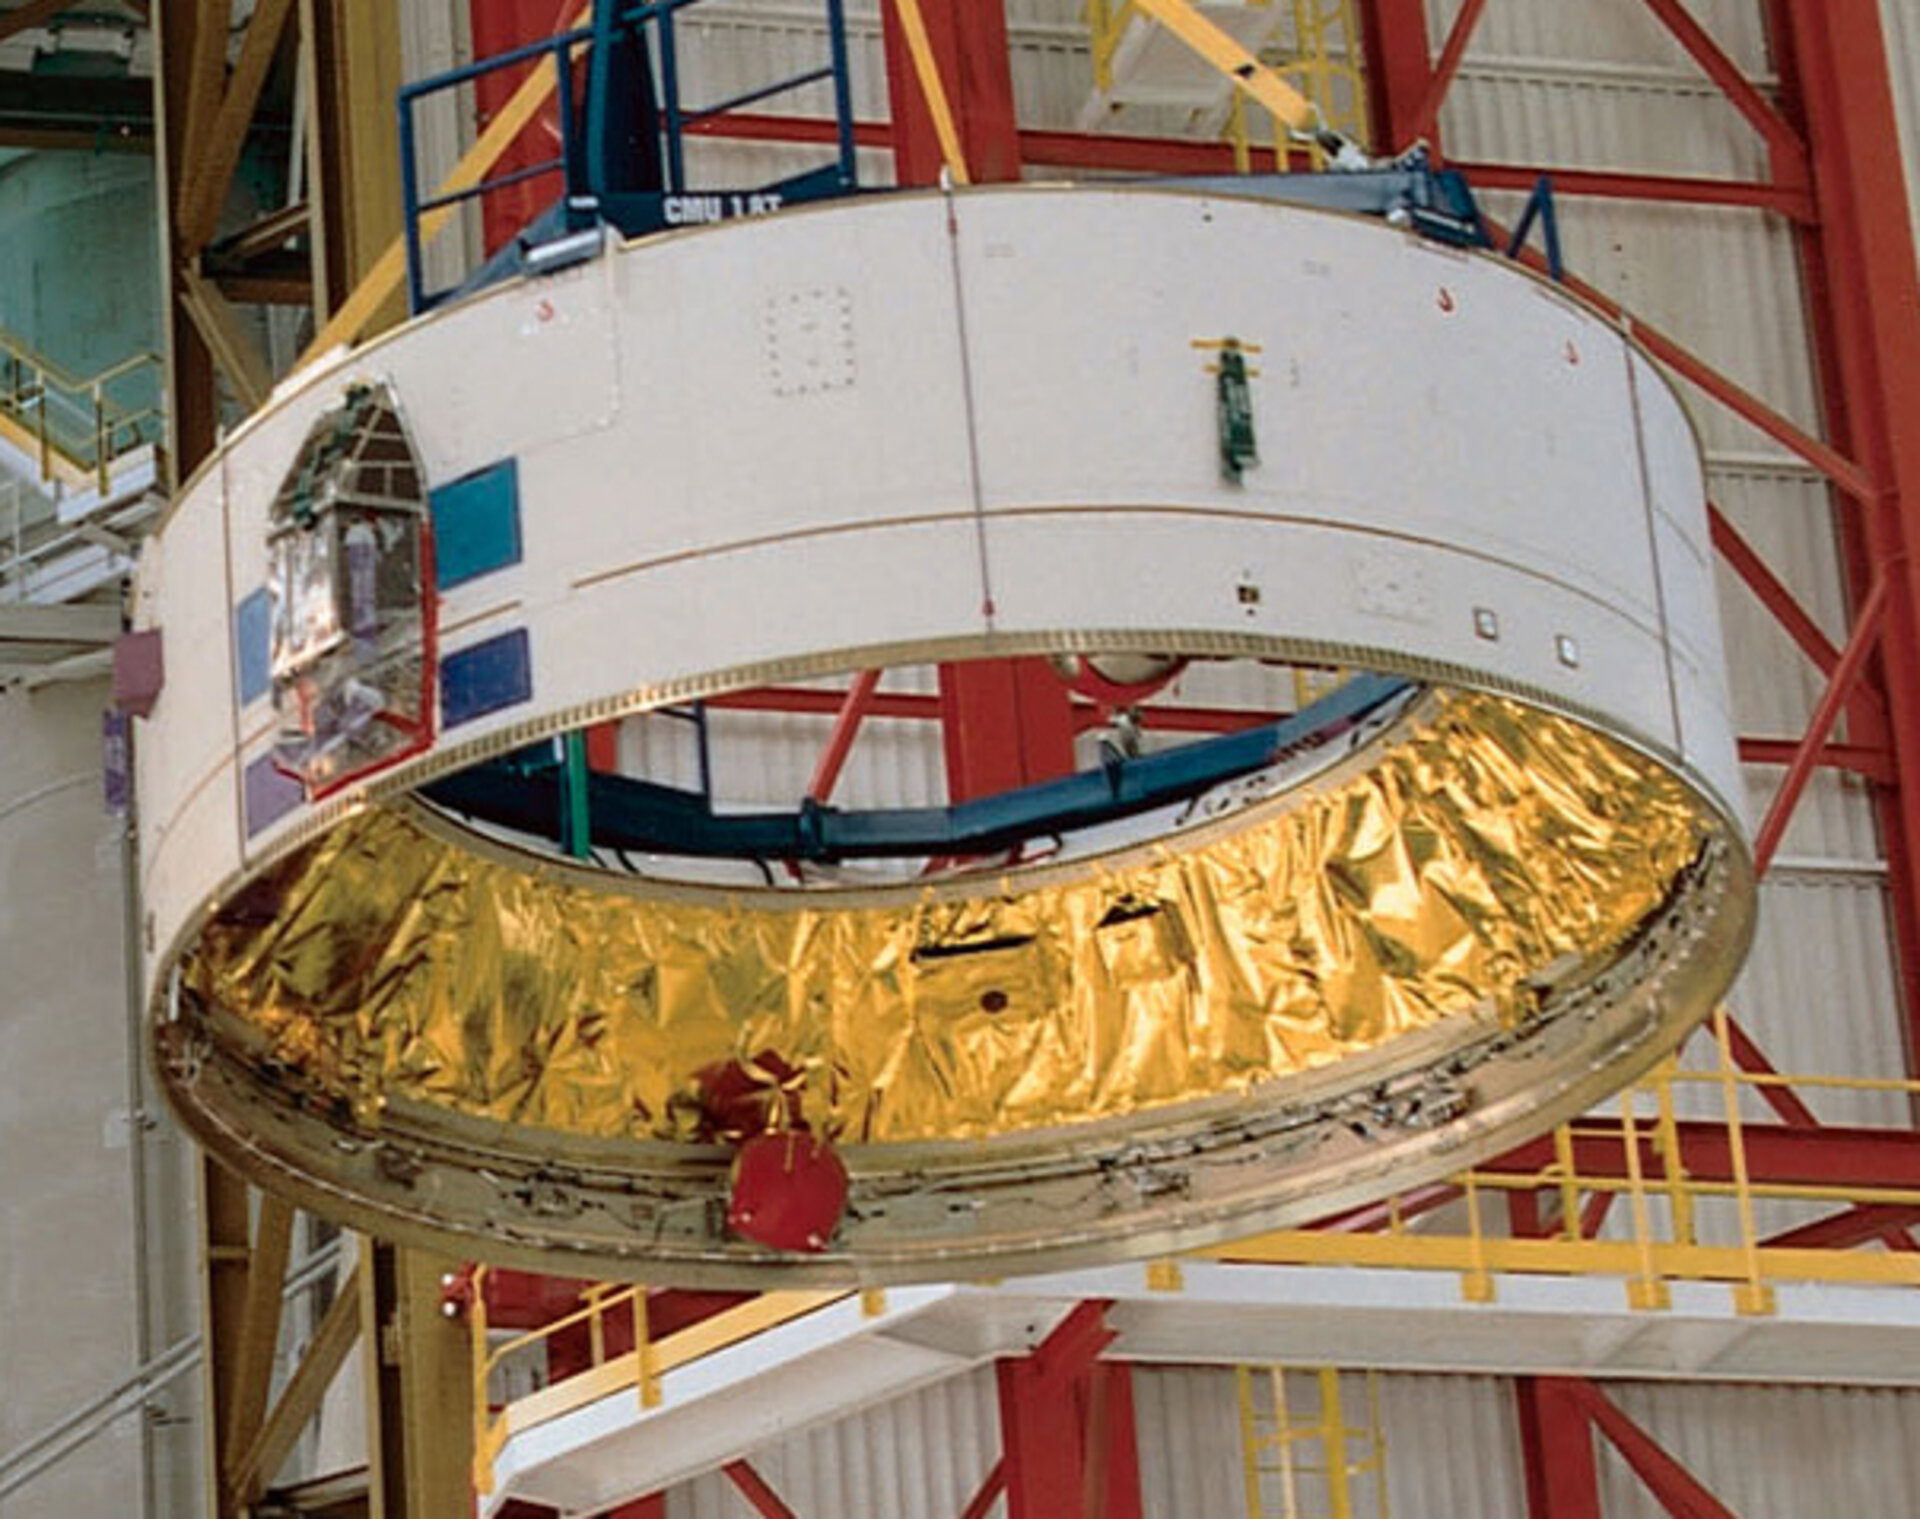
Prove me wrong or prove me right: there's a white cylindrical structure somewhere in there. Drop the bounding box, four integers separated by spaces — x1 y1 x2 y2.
134 186 1755 1282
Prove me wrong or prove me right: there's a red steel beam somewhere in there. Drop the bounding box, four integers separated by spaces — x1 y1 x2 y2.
1720 1017 1823 1128
881 0 1021 185
1764 1202 1920 1250
996 1303 1139 1519
1573 1384 1740 1519
806 668 882 802
1766 0 1920 1075
1407 0 1491 148
1640 0 1807 180
955 1460 1007 1519
1515 1378 1602 1519
1738 738 1892 782
1485 1119 1920 1192
1751 575 1889 873
1354 0 1436 154
707 686 942 721
1460 161 1810 219
724 1461 801 1519
1708 504 1862 692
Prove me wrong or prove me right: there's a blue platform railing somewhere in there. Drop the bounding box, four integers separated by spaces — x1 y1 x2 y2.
398 0 859 313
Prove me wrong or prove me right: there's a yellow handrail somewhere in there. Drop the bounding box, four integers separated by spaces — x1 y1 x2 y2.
1218 1019 1920 1306
0 324 165 494
470 1280 850 1493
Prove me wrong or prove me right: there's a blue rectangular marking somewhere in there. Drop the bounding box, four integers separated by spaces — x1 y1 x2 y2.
244 753 305 837
441 628 532 728
431 458 522 590
235 587 272 704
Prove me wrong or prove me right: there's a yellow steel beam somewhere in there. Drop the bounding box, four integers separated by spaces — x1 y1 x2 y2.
178 0 297 253
229 1260 363 1508
387 1246 476 1519
296 1 594 368
299 0 406 329
1129 0 1321 135
176 261 273 410
887 0 971 184
199 1159 255 1519
222 1193 296 1473
1210 1230 1920 1289
177 0 233 219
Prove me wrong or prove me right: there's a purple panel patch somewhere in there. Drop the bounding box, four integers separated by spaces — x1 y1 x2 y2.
244 754 306 838
102 710 130 816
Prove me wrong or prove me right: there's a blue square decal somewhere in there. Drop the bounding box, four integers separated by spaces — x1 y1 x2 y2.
441 628 532 728
235 587 272 704
431 459 522 590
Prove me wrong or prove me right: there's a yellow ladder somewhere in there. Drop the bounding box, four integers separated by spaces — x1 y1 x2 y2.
1236 1365 1391 1519
0 326 164 495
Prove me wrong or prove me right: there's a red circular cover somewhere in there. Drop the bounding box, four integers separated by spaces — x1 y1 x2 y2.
726 1131 850 1253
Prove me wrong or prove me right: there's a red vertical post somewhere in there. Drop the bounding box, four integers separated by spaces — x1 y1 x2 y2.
995 1303 1141 1519
1514 1379 1602 1519
1353 0 1435 153
880 0 1022 185
1766 0 1920 1070
469 0 576 252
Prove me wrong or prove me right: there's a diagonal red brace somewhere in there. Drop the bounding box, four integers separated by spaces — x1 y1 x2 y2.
1407 0 1490 147
1753 576 1890 873
1572 1383 1740 1519
1640 0 1808 180
725 1460 801 1519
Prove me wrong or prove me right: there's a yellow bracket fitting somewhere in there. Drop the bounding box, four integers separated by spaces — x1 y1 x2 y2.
1146 1259 1185 1292
639 1339 662 1408
1194 336 1264 377
861 1287 888 1317
1459 1270 1496 1304
1627 1277 1672 1312
1733 1282 1778 1317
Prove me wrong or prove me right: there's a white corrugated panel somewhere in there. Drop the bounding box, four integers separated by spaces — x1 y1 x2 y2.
666 1364 1000 1519
1599 1380 1920 1518
1134 1364 1248 1518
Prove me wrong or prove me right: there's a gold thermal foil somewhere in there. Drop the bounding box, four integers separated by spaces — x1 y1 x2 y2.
184 692 1709 1147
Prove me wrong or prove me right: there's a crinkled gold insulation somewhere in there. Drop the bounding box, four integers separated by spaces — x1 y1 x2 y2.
181 691 1711 1150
